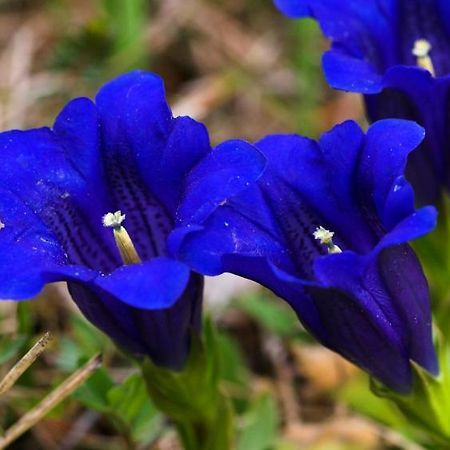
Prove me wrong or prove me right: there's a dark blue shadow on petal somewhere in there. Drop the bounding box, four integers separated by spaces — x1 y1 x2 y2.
0 71 235 370
173 119 438 392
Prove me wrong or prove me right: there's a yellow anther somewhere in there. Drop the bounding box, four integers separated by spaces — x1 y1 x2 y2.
412 39 435 76
103 210 141 265
313 226 342 254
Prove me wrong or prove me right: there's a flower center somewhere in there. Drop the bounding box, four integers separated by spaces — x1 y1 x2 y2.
103 211 141 265
313 226 342 254
412 39 435 75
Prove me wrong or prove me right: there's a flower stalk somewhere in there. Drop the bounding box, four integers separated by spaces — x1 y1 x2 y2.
141 321 234 450
371 334 450 444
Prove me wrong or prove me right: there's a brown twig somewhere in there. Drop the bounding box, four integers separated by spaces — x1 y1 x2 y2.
0 331 51 396
0 354 101 449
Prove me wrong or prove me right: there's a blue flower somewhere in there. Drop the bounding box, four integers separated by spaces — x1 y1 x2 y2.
0 71 265 370
171 119 438 392
273 0 450 203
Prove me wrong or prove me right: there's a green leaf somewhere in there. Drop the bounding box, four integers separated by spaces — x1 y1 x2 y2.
16 302 34 335
0 335 28 365
107 373 163 444
338 374 408 429
372 334 450 444
414 194 450 333
237 393 278 450
102 0 148 72
216 331 249 387
73 367 114 413
70 315 109 355
55 337 83 372
142 320 234 450
142 328 219 422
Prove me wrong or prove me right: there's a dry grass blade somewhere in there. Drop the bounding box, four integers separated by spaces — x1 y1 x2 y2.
0 331 52 396
0 354 102 450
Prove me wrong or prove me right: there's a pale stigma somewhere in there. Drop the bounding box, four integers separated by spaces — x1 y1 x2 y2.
0 220 4 230
313 226 342 254
412 39 435 76
103 210 141 265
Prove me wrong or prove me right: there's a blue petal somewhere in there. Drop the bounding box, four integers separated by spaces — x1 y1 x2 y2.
176 139 266 225
0 127 93 299
323 50 383 93
53 97 117 243
0 71 208 371
174 120 426 276
306 0 395 91
95 70 211 215
53 97 101 182
254 122 375 253
439 0 450 35
273 0 310 17
314 210 438 383
367 66 450 204
95 257 191 309
174 120 436 390
307 283 413 393
360 119 425 229
67 267 203 369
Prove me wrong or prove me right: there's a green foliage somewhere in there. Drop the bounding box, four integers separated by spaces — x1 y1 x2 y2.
0 335 28 365
289 19 325 136
414 194 450 333
371 335 450 444
73 366 114 412
74 368 163 446
216 331 249 387
338 375 408 429
103 0 149 73
49 0 149 81
237 393 279 450
142 321 234 450
56 315 109 372
107 373 164 444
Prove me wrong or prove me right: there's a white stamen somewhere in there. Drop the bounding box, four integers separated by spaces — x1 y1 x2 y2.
102 211 141 265
0 220 4 230
412 39 432 58
412 39 435 76
313 226 334 245
313 226 342 254
102 211 126 229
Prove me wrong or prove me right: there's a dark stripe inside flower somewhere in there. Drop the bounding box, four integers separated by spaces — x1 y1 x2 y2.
171 119 438 392
0 70 265 370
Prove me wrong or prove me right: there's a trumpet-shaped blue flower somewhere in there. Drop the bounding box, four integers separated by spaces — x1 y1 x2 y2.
0 71 265 370
273 0 450 203
171 119 438 392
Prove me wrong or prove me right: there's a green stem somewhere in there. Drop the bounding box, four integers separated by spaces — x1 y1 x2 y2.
174 395 234 450
140 322 234 450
